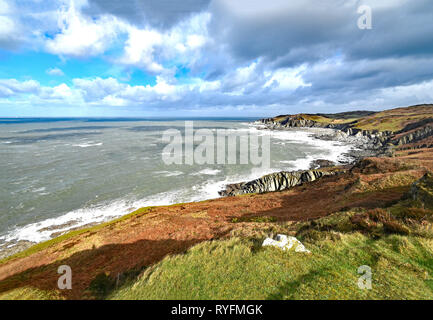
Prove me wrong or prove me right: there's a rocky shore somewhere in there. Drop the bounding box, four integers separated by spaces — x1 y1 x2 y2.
219 108 433 197
218 122 385 197
257 117 394 160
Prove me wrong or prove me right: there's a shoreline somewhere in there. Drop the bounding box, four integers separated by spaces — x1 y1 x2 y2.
0 123 371 260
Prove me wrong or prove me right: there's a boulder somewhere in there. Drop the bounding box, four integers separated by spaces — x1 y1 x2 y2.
262 234 310 253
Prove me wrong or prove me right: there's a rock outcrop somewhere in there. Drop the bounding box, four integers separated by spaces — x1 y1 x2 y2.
259 113 433 157
393 125 433 146
309 159 336 169
409 172 433 209
218 169 337 196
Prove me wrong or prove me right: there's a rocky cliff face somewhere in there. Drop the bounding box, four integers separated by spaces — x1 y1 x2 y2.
393 125 433 146
218 169 337 196
217 110 433 198
259 114 433 155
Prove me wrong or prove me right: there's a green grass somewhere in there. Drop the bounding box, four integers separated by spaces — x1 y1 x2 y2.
109 233 433 300
231 216 277 223
0 287 64 300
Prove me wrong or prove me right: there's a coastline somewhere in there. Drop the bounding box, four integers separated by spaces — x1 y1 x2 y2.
0 122 370 260
2 104 433 299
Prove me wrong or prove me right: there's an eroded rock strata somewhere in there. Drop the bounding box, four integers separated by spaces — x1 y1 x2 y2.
218 169 338 196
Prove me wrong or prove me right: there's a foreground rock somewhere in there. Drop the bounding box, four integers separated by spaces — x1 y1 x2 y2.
219 169 337 196
262 234 310 253
410 172 433 209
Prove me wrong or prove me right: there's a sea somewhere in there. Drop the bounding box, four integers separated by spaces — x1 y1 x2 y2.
0 118 354 247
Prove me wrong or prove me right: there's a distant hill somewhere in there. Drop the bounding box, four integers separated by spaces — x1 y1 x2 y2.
267 104 433 132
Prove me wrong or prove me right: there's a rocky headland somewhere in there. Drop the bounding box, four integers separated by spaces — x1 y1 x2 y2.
219 104 433 197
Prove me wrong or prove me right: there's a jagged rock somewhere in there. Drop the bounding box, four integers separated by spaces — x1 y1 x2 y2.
409 172 433 209
219 169 336 196
392 125 433 146
309 159 336 169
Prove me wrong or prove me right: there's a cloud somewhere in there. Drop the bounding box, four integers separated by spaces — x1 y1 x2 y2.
82 0 211 30
1 0 433 116
208 0 433 68
0 0 24 49
117 12 211 74
45 0 126 57
0 79 40 97
73 77 124 102
46 67 65 76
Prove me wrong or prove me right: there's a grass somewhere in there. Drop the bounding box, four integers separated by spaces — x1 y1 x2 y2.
109 233 433 300
0 286 64 300
0 206 154 265
231 216 277 223
273 104 433 132
301 114 359 124
109 181 433 300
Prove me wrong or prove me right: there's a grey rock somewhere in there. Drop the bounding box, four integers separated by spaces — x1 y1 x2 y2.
219 169 336 197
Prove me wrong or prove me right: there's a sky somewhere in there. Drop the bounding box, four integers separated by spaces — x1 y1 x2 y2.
0 0 432 117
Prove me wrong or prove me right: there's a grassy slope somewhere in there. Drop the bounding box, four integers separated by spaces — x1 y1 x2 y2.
111 201 433 300
274 104 433 132
354 105 433 131
110 233 433 300
111 157 433 300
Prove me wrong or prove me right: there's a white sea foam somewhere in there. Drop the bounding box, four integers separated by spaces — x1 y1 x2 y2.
191 168 221 176
0 189 186 243
155 170 184 177
72 142 103 148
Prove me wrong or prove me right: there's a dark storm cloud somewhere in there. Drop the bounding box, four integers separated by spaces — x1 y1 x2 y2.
208 0 358 67
346 0 433 60
208 0 433 66
82 0 211 29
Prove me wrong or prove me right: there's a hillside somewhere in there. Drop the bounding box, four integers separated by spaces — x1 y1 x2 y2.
265 104 433 132
2 104 433 300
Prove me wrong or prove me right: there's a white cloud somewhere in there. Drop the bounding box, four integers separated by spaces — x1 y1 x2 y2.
119 28 164 73
0 0 22 48
118 12 211 73
0 79 40 97
39 83 73 99
73 77 124 101
46 67 65 76
264 65 311 90
45 0 125 57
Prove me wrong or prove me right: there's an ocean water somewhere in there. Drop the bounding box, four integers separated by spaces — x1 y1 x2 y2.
0 118 353 245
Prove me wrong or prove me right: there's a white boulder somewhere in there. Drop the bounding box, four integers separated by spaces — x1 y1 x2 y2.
262 234 310 253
